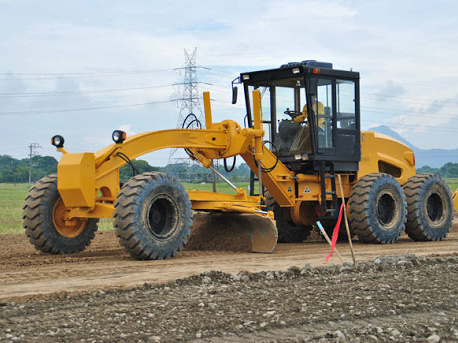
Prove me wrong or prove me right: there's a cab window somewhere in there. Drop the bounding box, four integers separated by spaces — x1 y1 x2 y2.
336 80 356 129
316 79 333 148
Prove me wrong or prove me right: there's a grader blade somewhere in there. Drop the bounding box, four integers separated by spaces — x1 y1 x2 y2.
186 213 278 253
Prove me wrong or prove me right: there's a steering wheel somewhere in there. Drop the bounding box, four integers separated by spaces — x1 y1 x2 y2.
284 108 302 119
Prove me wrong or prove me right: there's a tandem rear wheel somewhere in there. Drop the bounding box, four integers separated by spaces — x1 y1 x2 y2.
403 173 453 241
348 173 407 244
348 172 453 244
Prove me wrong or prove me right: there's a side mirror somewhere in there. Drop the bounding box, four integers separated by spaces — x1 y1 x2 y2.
231 76 241 104
232 86 238 104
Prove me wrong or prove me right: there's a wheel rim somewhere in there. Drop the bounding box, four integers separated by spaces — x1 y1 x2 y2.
53 198 87 238
426 192 445 226
376 190 397 229
146 194 179 239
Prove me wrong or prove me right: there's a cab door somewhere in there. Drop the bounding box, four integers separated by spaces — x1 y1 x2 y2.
335 79 360 166
308 76 360 171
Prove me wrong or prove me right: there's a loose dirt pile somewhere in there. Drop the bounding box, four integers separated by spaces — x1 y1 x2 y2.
186 213 253 252
1 255 457 342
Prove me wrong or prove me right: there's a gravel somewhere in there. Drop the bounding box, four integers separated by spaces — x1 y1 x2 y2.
0 254 457 342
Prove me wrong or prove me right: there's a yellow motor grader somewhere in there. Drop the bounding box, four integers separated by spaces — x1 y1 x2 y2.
23 60 454 260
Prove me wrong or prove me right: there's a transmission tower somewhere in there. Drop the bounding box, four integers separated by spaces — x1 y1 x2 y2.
28 143 41 187
168 48 205 165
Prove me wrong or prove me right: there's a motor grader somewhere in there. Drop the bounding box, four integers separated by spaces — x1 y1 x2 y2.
23 60 454 260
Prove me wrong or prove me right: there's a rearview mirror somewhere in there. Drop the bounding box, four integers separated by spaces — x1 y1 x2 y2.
232 86 238 104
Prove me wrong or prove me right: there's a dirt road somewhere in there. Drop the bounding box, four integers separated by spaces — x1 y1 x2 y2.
1 222 457 301
1 256 457 342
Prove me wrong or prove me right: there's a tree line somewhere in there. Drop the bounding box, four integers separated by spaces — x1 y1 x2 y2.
416 163 458 178
1 154 458 184
0 155 251 184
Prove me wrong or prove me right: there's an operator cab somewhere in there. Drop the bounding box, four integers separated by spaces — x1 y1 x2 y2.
236 60 361 174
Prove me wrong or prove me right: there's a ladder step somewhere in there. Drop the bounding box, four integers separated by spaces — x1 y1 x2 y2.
324 174 336 179
326 191 337 195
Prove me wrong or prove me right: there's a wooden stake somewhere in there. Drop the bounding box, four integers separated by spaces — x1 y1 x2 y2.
337 174 357 267
316 221 344 263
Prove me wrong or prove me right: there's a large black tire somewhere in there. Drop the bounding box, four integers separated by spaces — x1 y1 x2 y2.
348 173 406 244
22 175 98 254
114 172 193 260
265 193 311 243
403 173 453 241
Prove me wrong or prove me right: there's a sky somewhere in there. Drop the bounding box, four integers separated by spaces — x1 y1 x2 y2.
1 0 458 165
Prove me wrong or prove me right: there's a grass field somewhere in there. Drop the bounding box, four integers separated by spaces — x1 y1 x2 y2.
0 181 250 235
445 178 458 192
1 179 456 236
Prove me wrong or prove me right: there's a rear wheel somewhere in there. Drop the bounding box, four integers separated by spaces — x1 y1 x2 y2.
265 193 311 243
403 173 453 241
22 175 98 254
348 173 406 244
114 172 193 260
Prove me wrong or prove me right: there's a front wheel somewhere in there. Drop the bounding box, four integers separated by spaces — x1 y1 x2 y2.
114 172 193 260
348 173 406 244
23 175 98 254
403 173 453 241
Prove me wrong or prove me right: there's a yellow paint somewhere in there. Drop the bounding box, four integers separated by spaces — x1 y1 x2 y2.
359 130 416 184
54 90 417 227
58 153 95 208
453 189 458 212
203 91 212 129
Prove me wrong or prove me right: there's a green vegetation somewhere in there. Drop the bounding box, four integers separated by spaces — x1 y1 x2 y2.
2 156 458 236
0 181 250 235
0 183 29 235
445 178 458 192
0 155 251 184
0 155 58 184
417 163 458 178
0 153 251 235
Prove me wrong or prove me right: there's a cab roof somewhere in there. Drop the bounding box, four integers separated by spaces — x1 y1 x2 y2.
240 60 359 87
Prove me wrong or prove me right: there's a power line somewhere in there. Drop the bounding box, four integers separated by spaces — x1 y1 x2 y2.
0 69 174 81
0 100 172 116
362 91 458 105
0 68 173 76
0 84 174 98
362 107 458 120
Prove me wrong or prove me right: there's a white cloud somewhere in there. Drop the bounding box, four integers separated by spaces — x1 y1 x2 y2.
1 0 458 163
118 124 135 137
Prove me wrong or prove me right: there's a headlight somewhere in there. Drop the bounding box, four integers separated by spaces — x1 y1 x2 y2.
112 130 127 144
51 135 65 148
